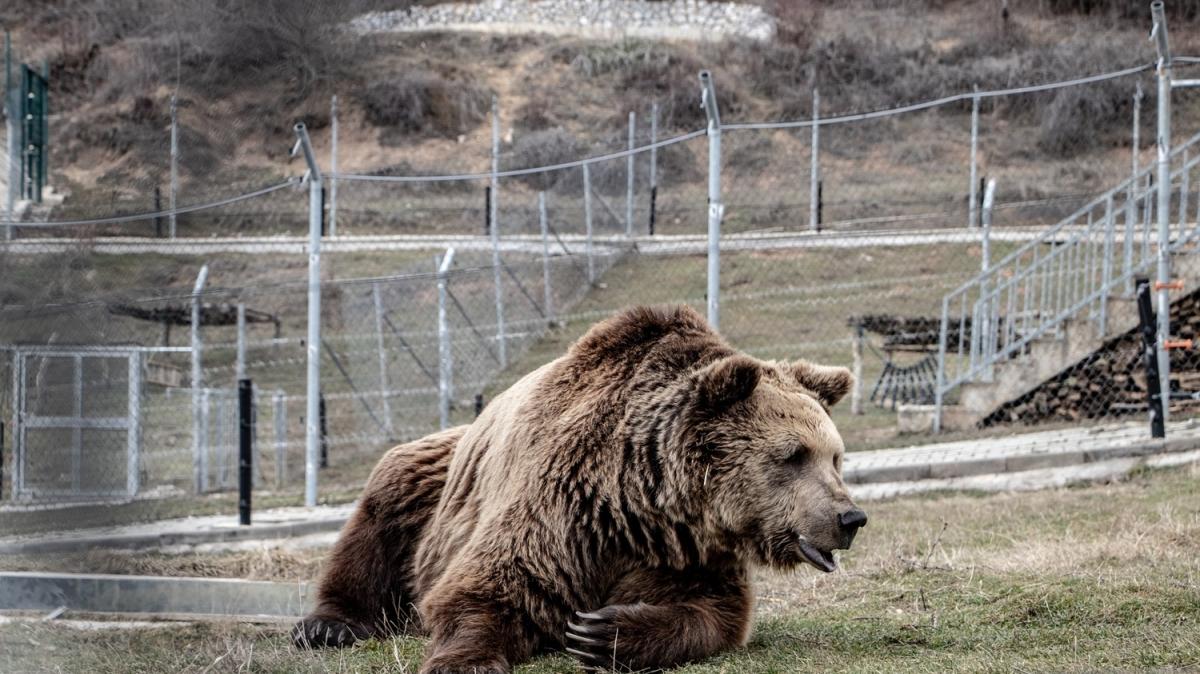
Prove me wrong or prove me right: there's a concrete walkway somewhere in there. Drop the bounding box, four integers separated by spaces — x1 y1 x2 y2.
2 420 1198 555
0 504 355 555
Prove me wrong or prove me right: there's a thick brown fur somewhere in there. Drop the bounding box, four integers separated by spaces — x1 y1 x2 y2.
295 305 866 673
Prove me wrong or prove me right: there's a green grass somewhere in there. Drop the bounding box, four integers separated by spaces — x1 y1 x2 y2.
3 463 1198 673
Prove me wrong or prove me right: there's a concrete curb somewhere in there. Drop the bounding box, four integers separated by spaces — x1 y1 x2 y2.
0 516 349 556
843 434 1200 485
0 572 312 618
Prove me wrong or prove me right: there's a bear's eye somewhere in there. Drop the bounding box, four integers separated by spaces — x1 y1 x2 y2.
783 447 807 467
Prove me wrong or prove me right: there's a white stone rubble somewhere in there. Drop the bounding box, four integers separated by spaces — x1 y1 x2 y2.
350 0 776 42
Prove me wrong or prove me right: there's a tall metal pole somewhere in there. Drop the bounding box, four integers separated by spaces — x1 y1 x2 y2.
649 101 659 236
190 264 209 494
1152 1 1172 426
273 390 286 488
293 123 323 507
538 192 554 321
584 163 595 284
626 110 635 237
3 32 11 239
969 86 980 228
489 97 507 369
330 95 338 237
169 93 178 239
981 178 997 382
1126 82 1143 294
809 88 820 232
235 303 246 383
371 283 393 438
437 248 456 430
700 71 723 330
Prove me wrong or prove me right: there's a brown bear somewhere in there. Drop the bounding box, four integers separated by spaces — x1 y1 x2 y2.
293 305 868 673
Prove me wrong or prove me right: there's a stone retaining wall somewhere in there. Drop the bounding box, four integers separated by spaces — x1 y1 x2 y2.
351 0 776 42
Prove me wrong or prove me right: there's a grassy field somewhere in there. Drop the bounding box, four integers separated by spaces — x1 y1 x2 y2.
3 462 1198 673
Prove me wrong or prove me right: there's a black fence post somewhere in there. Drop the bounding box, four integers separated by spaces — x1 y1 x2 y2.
816 180 823 231
154 186 163 238
320 185 328 237
1136 278 1166 438
474 393 484 418
485 185 492 236
238 378 253 526
319 393 329 469
648 185 657 236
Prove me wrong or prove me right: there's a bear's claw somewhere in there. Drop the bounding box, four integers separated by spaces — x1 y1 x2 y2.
564 609 623 672
291 615 369 649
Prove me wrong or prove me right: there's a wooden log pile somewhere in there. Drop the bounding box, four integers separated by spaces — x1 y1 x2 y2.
849 314 961 349
107 302 279 328
982 287 1200 426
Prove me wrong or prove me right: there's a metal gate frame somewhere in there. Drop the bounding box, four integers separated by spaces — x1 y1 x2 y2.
10 348 142 502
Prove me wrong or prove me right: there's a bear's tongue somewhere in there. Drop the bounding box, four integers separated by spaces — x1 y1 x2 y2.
798 539 837 573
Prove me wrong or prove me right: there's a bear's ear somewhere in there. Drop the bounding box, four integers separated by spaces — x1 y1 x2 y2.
695 355 761 412
791 361 853 407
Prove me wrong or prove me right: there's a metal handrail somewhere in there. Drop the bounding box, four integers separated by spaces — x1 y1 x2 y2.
934 131 1200 427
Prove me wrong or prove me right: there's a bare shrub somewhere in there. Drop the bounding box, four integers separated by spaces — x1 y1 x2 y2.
1036 79 1130 156
764 0 822 52
509 128 585 192
357 70 491 138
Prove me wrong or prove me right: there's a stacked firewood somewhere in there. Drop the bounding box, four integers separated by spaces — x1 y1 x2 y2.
982 288 1200 426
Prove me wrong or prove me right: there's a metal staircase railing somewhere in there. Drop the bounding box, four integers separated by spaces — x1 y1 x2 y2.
934 130 1200 430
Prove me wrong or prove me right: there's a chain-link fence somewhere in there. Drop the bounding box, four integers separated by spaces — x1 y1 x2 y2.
4 41 1200 531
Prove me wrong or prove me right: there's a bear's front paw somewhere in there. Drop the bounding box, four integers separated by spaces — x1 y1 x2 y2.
564 607 629 672
291 615 369 649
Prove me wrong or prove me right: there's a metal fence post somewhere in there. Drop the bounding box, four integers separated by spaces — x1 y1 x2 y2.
649 101 659 235
626 110 635 237
809 88 820 233
1179 147 1190 232
235 303 246 382
851 324 864 415
169 93 178 239
1100 194 1116 336
329 94 338 237
1152 1 1172 427
4 86 16 240
489 97 508 369
583 163 595 284
437 248 456 430
293 123 322 507
190 264 208 494
981 178 997 382
273 390 286 488
1126 82 1143 294
538 192 554 321
200 388 211 490
933 296 950 433
371 283 393 437
969 85 980 228
700 71 723 330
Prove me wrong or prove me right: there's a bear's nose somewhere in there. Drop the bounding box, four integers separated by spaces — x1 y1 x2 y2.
838 508 868 534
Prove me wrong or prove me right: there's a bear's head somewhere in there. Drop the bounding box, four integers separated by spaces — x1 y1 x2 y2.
685 355 867 573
